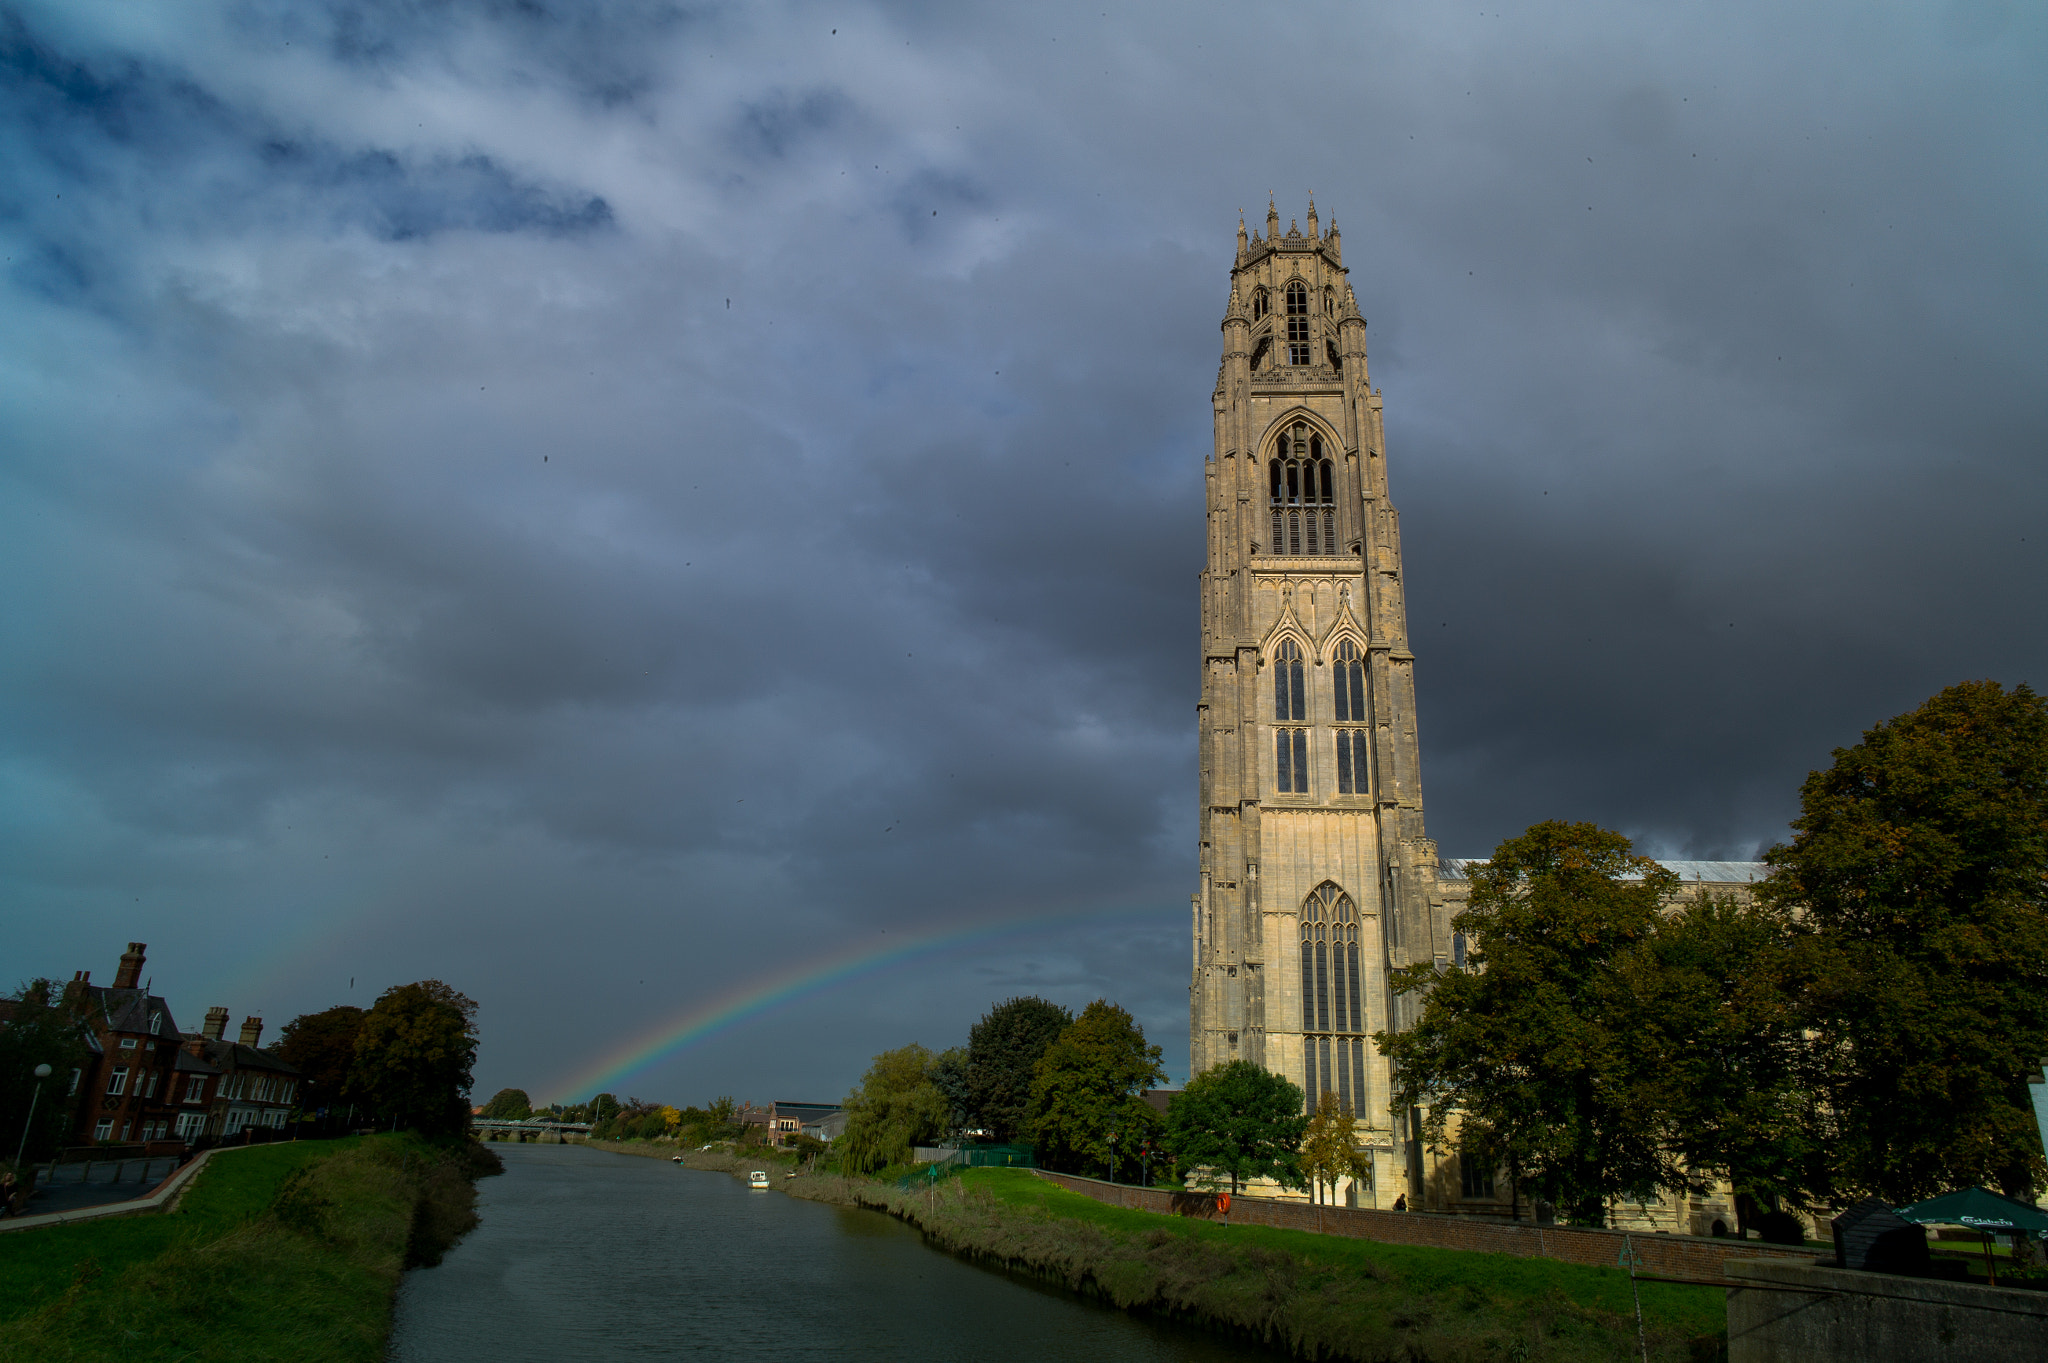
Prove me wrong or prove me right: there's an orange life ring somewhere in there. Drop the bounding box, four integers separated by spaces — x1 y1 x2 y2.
1218 1193 1232 1215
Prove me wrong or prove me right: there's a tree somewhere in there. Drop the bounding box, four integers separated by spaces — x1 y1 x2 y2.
349 980 479 1137
1028 1000 1165 1176
1765 680 2048 1202
480 1088 533 1120
1299 1089 1372 1204
1165 1059 1307 1194
930 1045 972 1139
1625 891 1826 1229
0 980 92 1166
590 1093 622 1123
276 1006 367 1116
966 996 1073 1142
1378 821 1681 1225
838 1044 950 1175
706 1095 735 1130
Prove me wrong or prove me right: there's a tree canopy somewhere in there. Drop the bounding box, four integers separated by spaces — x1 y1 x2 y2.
0 980 92 1164
838 1043 950 1175
1028 1000 1165 1176
1165 1059 1306 1194
1378 821 1680 1225
1767 679 2048 1202
966 996 1073 1141
348 980 478 1137
480 1087 533 1120
276 1005 367 1114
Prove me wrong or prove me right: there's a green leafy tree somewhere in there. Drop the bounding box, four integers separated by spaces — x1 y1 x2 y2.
1766 680 2048 1202
1299 1089 1373 1204
707 1095 736 1130
966 996 1073 1141
1165 1059 1307 1194
275 1006 367 1116
1379 821 1681 1225
480 1088 533 1120
839 1044 950 1175
1625 890 1826 1227
349 980 479 1137
1028 1000 1165 1176
0 980 91 1166
590 1093 622 1123
931 1045 972 1138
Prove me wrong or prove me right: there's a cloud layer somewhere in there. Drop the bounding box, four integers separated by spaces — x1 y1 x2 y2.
4 0 2043 1102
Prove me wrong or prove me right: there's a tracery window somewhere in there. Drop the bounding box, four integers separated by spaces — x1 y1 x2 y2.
1273 638 1305 721
1332 639 1365 720
1285 282 1310 364
1276 727 1308 794
1300 883 1368 1116
1252 287 1269 321
1266 424 1336 555
1336 729 1370 795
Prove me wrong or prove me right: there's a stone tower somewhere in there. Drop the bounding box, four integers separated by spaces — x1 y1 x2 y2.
1191 198 1448 1203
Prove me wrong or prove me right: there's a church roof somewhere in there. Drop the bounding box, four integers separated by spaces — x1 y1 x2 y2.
1438 858 1768 884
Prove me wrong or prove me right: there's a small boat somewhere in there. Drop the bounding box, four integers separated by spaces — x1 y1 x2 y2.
748 1170 770 1189
671 1154 683 1163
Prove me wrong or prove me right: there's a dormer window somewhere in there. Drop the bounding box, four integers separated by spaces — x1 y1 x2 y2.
1285 282 1309 364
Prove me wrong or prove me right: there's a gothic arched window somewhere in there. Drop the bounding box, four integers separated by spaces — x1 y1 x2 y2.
1273 639 1305 721
1300 883 1368 1116
1333 639 1368 794
1266 424 1336 556
1252 287 1269 321
1273 638 1307 794
1285 282 1310 364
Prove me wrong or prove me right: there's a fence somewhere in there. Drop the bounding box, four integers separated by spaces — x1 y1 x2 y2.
1033 1170 1820 1287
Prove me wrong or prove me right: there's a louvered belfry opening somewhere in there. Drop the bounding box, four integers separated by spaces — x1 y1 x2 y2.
1300 882 1367 1117
1266 422 1335 556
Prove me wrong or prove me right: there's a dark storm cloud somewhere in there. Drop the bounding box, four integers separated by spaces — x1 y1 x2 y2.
2 0 2042 1102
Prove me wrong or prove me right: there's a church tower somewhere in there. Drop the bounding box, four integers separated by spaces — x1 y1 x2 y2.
1192 198 1449 1205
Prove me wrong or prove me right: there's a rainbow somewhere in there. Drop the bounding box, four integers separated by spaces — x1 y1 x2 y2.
543 903 1177 1104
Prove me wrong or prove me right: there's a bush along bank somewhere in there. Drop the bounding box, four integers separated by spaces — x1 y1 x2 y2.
784 1167 1726 1363
0 1134 502 1362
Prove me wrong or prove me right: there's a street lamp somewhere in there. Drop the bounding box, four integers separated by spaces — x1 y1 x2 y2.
1107 1129 1118 1185
13 1063 53 1172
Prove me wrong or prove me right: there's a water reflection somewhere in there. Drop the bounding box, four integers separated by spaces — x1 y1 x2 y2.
390 1142 1271 1361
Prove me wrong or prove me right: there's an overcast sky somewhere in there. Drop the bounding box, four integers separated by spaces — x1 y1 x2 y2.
5 0 2043 1106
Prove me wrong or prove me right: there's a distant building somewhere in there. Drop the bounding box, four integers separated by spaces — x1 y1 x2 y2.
768 1101 842 1146
188 1008 301 1139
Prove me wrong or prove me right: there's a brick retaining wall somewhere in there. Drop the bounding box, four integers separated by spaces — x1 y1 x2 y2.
1032 1169 1817 1286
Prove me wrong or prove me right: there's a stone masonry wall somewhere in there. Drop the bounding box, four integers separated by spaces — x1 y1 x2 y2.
1033 1169 1817 1286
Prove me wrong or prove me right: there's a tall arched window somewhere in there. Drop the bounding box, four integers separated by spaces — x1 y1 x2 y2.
1300 883 1367 1116
1285 282 1310 364
1273 639 1305 721
1265 424 1336 556
1252 287 1269 321
1333 640 1369 794
1273 639 1307 794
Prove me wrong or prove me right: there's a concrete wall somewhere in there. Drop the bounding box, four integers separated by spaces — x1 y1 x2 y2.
1034 1169 1817 1285
1725 1258 2048 1361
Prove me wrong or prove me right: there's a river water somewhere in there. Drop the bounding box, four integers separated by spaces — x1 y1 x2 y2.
389 1142 1271 1361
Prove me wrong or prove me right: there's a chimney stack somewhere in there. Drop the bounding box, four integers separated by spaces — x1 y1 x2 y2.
239 1016 264 1047
114 942 148 989
203 1007 229 1040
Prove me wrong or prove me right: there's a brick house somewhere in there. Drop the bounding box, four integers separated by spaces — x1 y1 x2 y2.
189 1008 301 1138
59 943 192 1148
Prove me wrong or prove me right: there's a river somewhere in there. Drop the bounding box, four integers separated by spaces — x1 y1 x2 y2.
389 1142 1273 1360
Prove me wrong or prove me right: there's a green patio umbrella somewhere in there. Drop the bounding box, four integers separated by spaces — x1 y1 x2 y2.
1894 1186 2048 1285
1894 1186 2048 1240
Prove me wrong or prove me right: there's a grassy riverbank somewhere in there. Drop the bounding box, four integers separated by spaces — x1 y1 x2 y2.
0 1135 500 1361
782 1167 1724 1363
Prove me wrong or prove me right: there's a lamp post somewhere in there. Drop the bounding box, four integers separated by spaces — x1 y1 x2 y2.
1107 1129 1118 1185
13 1063 53 1172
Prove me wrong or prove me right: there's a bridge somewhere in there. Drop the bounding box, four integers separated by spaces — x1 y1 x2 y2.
471 1119 592 1136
